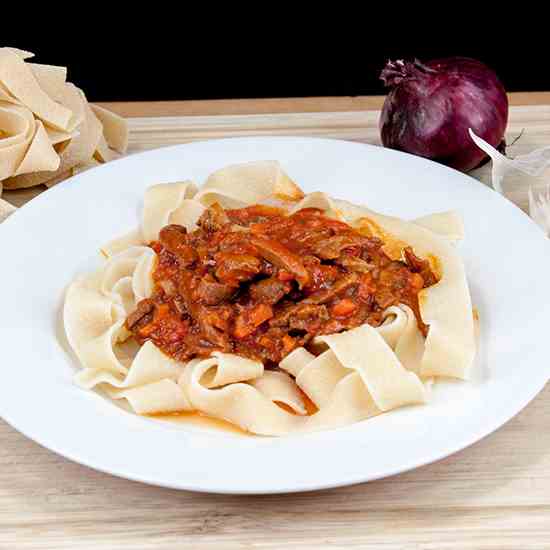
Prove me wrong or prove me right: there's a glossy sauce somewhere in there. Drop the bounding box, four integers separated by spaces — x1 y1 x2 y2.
150 398 317 433
126 204 438 365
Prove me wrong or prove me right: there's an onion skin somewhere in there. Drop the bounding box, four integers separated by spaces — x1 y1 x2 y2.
379 57 509 172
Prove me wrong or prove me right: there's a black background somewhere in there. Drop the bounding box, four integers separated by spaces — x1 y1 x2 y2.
5 32 549 102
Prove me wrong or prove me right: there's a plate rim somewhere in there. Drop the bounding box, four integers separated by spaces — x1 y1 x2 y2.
1 136 548 494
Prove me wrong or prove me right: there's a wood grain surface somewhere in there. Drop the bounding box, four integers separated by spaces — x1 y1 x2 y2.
1 94 549 550
95 91 550 117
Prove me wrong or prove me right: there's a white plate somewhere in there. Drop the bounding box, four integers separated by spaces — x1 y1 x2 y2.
0 137 548 494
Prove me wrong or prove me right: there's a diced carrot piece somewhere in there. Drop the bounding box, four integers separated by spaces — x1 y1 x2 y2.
282 334 296 354
278 270 295 282
154 304 171 320
259 336 273 349
205 311 228 331
249 304 273 326
234 304 273 339
331 299 358 318
233 317 250 339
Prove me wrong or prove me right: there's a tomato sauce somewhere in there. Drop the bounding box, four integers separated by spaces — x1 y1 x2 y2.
126 204 438 365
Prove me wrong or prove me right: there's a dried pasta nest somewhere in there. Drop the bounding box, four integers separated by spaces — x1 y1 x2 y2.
0 47 128 217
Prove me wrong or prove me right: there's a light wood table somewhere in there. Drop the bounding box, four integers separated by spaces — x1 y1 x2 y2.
1 93 549 550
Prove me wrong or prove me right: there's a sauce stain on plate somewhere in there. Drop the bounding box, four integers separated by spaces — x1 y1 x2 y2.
150 411 249 436
149 393 317 436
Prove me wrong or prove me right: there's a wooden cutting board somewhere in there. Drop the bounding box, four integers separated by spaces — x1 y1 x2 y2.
5 104 550 214
1 103 549 550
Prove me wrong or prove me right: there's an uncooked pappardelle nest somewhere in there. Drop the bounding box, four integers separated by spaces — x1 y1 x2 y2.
0 47 127 221
64 161 476 436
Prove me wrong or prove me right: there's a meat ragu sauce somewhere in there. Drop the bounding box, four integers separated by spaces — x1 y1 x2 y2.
126 204 438 365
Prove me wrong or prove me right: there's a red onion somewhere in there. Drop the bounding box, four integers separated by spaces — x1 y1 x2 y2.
379 57 508 172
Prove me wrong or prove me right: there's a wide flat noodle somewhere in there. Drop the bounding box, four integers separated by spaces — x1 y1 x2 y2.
96 246 154 307
142 181 202 242
0 49 73 131
377 305 425 375
75 340 181 389
63 99 103 169
333 197 475 380
4 48 34 60
100 229 144 258
3 95 103 189
0 82 19 104
29 63 67 99
178 346 399 435
110 277 134 316
288 191 345 220
194 161 304 208
249 371 307 415
294 350 348 408
100 247 149 294
111 379 191 415
94 134 119 163
76 335 191 415
279 347 316 377
201 352 262 388
0 104 29 147
413 211 465 244
64 247 155 375
91 104 128 153
0 104 30 180
180 355 301 435
13 120 59 175
45 126 76 153
302 373 380 432
280 345 381 432
51 82 86 134
308 305 425 375
0 102 59 180
64 274 126 374
319 325 426 411
0 197 16 222
0 57 126 189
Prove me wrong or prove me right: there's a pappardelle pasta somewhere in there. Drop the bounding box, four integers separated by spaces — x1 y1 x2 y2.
64 161 476 435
